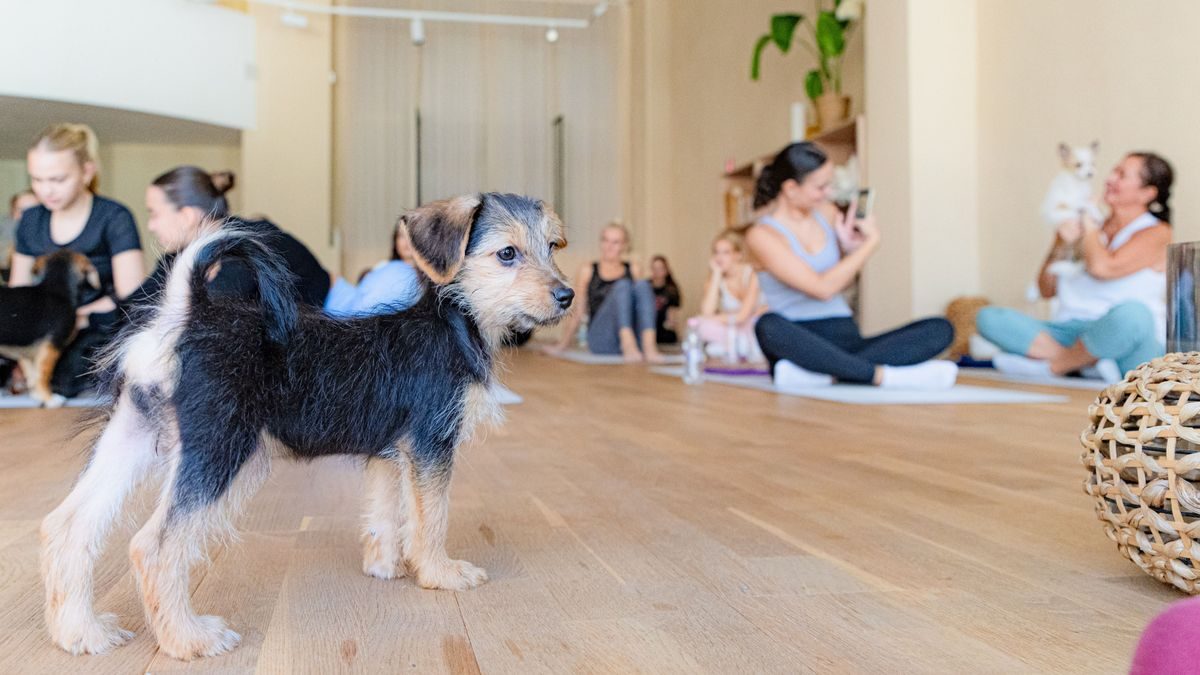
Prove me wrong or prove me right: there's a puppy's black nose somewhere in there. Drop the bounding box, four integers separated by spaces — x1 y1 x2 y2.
553 286 575 309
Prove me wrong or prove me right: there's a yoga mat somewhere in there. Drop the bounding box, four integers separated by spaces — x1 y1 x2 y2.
0 393 104 409
546 349 686 366
650 367 1068 405
960 368 1109 392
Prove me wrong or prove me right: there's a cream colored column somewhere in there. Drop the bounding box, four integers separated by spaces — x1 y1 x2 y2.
861 0 980 333
241 0 336 271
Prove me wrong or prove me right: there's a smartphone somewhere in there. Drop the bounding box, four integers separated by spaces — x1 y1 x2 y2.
854 188 875 221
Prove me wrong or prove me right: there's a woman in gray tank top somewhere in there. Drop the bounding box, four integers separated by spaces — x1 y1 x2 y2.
745 142 957 390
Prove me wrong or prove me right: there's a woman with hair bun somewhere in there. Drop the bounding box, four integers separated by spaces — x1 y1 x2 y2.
124 166 330 318
746 141 956 391
977 151 1174 382
10 123 145 396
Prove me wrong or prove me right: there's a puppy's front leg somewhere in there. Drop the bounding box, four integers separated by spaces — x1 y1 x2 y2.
361 455 406 580
400 452 487 591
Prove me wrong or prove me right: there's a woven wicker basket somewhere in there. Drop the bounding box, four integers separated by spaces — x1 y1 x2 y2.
1082 353 1200 592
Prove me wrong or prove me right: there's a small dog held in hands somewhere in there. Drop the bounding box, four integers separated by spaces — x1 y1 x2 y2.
40 193 574 660
1041 141 1103 278
1042 140 1103 227
0 250 99 407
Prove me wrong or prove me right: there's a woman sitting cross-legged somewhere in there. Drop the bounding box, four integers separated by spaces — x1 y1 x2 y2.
688 230 765 362
977 151 1173 382
746 142 956 390
545 221 665 363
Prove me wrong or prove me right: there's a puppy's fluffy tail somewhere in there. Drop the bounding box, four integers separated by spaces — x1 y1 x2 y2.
181 225 299 344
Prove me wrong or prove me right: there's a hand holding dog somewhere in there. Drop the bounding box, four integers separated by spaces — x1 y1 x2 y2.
1057 217 1083 244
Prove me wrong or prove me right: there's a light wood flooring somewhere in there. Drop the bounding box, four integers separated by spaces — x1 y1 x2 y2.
0 353 1181 673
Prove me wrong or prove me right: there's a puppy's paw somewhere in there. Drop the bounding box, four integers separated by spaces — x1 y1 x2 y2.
50 612 135 655
43 394 68 409
158 615 241 661
362 535 404 580
416 559 489 591
363 557 405 580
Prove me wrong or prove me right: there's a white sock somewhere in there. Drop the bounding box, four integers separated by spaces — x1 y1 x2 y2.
773 360 833 392
1086 358 1123 384
879 360 958 390
992 352 1053 379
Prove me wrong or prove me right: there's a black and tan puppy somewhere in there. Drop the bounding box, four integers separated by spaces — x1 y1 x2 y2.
0 250 99 407
40 193 573 660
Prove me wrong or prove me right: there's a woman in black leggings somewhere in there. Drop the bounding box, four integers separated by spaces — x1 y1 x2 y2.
745 142 956 390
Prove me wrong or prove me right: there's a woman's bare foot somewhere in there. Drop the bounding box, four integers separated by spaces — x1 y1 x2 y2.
619 329 642 362
643 348 666 364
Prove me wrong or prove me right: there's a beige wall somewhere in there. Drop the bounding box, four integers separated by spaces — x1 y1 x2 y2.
629 0 866 319
242 0 337 271
977 0 1200 309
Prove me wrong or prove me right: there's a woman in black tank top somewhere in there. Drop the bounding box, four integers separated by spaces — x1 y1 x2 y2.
546 223 664 362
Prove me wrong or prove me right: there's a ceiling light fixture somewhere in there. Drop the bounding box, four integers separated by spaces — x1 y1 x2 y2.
410 17 425 45
545 26 559 43
281 9 309 28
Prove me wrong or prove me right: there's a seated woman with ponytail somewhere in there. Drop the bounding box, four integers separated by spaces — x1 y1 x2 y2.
977 152 1173 382
11 123 145 396
746 142 956 391
123 166 330 319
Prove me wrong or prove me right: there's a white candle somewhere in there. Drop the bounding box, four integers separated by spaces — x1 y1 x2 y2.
790 102 806 142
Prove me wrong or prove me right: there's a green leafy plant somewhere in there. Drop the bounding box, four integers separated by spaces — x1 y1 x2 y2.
751 0 863 104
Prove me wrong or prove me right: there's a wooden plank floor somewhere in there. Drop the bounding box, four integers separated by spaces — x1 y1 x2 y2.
0 352 1181 673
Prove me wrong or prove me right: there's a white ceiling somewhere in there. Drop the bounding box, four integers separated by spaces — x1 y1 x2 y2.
0 95 241 160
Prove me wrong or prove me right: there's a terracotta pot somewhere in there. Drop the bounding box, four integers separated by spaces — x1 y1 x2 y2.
815 93 850 130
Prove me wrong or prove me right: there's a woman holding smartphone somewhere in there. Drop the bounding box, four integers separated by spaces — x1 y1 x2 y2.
746 141 956 390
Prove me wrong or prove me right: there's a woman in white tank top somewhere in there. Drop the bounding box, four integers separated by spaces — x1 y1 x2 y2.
977 152 1174 381
689 231 765 361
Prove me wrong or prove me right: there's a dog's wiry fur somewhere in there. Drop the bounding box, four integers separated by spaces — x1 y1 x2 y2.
40 193 572 660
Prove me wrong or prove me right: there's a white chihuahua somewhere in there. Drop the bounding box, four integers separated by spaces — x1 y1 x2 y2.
1042 141 1104 227
1040 141 1104 282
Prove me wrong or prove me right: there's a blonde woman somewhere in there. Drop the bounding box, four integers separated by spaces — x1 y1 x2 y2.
547 222 665 363
10 123 144 396
689 231 765 361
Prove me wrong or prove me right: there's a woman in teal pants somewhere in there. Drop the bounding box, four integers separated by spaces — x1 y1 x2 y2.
977 152 1173 381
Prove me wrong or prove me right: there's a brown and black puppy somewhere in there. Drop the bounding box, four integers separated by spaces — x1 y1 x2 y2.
0 250 99 406
40 193 573 660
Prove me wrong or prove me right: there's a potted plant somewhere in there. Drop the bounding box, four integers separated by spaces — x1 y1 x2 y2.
751 0 863 131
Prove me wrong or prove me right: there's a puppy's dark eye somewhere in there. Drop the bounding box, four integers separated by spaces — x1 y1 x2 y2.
497 247 517 263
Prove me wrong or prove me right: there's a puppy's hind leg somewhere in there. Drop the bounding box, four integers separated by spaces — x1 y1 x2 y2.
129 432 269 661
362 455 406 580
41 395 160 654
400 447 488 591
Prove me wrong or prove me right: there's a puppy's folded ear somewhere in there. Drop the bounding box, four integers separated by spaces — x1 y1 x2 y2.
31 255 46 278
402 194 482 284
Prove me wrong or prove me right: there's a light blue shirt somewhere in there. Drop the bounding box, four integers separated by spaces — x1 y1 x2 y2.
757 213 853 321
324 260 422 317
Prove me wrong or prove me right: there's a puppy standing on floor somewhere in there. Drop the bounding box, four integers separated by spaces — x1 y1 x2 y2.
40 193 574 660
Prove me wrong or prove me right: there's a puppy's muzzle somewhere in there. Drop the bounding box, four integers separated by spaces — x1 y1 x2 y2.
552 286 574 310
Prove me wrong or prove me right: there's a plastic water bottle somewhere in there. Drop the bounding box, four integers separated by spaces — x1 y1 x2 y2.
683 322 704 384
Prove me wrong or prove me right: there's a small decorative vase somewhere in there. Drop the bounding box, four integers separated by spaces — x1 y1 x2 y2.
815 93 850 131
1082 353 1200 593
